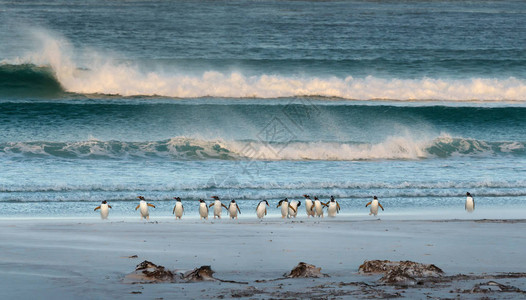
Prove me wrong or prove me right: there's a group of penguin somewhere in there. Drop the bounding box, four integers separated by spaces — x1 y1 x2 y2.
93 194 384 220
94 192 476 220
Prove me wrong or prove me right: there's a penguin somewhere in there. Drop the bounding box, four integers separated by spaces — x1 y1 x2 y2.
277 198 296 218
365 196 384 216
209 196 228 219
313 196 328 218
465 192 475 213
135 196 155 220
94 200 112 219
288 200 301 218
256 200 269 219
198 199 209 220
327 196 341 217
172 197 184 219
303 194 315 217
228 199 241 219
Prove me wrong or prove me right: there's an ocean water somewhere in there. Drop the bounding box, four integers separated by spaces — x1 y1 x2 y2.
1 0 525 219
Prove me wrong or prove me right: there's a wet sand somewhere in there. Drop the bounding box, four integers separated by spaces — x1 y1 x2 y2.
0 217 525 299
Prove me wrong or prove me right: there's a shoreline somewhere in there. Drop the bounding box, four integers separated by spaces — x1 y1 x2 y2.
1 218 525 299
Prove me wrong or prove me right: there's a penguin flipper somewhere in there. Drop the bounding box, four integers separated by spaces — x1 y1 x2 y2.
365 201 372 207
173 206 176 214
265 208 267 216
237 205 241 214
135 204 140 210
290 206 297 213
108 205 112 209
209 203 214 208
222 203 228 209
378 203 384 211
147 203 156 208
94 206 101 211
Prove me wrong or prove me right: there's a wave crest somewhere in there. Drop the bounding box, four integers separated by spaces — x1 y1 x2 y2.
1 135 524 161
3 29 526 101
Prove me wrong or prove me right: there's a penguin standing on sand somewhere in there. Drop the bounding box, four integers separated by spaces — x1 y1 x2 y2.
288 200 301 218
209 196 228 219
256 200 269 219
303 195 315 217
313 196 327 218
94 200 112 219
228 199 241 219
327 196 340 217
135 196 155 220
365 196 384 216
465 192 475 213
172 197 184 219
277 198 296 218
198 199 209 220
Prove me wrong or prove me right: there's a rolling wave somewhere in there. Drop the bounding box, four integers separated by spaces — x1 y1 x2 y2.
0 64 64 97
2 62 526 101
0 135 524 161
2 29 526 101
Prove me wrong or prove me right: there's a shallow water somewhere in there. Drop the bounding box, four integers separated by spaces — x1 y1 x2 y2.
1 1 525 218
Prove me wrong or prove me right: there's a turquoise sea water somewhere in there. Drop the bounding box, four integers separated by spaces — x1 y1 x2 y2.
1 0 525 218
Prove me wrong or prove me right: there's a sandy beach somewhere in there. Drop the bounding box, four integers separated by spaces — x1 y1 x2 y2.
1 217 525 299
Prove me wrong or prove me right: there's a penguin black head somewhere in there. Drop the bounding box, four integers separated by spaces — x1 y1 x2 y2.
211 196 219 200
466 192 471 197
102 200 107 204
199 199 205 203
314 196 318 200
174 197 181 201
297 201 301 207
264 200 269 206
330 196 335 201
231 199 236 203
373 196 378 200
137 196 145 200
303 194 310 199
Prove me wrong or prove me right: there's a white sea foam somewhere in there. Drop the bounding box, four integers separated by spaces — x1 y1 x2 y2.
1 134 524 161
7 28 526 101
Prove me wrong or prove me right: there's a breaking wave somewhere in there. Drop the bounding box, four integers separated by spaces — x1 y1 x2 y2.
0 135 524 161
2 29 526 101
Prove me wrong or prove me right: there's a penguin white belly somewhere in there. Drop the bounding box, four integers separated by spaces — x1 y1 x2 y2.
229 206 238 218
369 200 379 216
281 203 289 218
140 202 149 218
175 203 183 218
199 204 208 219
327 203 337 217
465 197 474 213
314 201 323 217
288 202 298 217
256 205 266 219
100 204 109 219
305 200 314 216
213 202 222 217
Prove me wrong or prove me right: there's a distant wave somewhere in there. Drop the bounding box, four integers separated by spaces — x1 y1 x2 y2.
2 62 526 101
0 64 64 97
2 29 526 101
0 135 524 161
